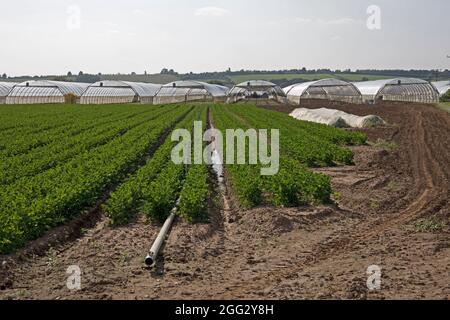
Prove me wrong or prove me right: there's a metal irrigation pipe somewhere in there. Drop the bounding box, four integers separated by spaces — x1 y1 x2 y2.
144 205 178 267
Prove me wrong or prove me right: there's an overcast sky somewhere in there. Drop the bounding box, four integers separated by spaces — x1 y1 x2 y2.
1 0 449 76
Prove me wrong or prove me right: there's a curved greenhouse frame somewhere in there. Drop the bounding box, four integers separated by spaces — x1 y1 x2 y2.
432 80 450 97
283 78 362 105
353 78 439 104
153 81 229 105
227 80 286 103
0 82 17 104
80 81 162 104
6 81 89 104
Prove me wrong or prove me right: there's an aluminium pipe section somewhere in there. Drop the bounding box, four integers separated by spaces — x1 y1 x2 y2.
145 209 177 266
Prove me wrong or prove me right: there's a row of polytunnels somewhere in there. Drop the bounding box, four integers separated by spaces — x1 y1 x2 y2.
0 78 447 105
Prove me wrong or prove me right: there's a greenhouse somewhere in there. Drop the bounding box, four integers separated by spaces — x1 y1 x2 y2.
432 80 450 97
6 80 89 104
0 82 17 104
153 81 229 105
353 78 439 104
283 78 362 105
227 80 286 103
80 81 162 104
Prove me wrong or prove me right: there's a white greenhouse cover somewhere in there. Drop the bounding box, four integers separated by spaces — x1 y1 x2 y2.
235 80 279 90
283 78 362 104
353 78 436 99
83 81 162 98
157 81 229 97
10 80 89 97
432 80 450 96
229 80 286 97
0 82 17 97
290 108 386 128
283 78 359 96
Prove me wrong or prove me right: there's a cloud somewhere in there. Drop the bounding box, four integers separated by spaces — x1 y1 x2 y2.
195 7 231 17
318 18 361 25
267 17 360 27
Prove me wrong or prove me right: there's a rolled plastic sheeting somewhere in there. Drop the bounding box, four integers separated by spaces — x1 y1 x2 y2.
290 108 386 128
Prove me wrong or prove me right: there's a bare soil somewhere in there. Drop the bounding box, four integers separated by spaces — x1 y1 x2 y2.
1 101 449 300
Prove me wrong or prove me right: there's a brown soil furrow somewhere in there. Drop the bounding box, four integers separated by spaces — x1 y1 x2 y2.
218 103 450 299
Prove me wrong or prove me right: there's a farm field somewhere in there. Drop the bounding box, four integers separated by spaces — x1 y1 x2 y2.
0 101 449 300
0 103 363 253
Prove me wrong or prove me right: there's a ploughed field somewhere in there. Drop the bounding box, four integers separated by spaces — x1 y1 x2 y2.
0 103 365 254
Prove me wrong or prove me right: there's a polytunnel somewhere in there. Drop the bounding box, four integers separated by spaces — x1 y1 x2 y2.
80 81 162 104
227 80 286 103
283 78 362 105
353 78 439 104
6 81 89 104
432 80 450 97
153 81 229 105
0 82 17 104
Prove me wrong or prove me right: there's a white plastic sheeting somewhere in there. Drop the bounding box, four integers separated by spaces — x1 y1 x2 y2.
154 81 229 105
353 78 439 104
432 80 450 97
80 81 161 104
0 82 17 104
283 78 362 105
227 80 286 103
6 81 89 104
290 108 386 128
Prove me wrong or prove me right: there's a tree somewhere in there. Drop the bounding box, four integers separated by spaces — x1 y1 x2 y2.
78 71 84 76
76 73 100 83
1 73 7 79
131 72 136 75
67 71 73 77
440 90 450 102
160 68 169 74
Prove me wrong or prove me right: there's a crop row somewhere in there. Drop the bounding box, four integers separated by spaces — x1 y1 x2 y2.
0 105 161 158
0 105 177 186
142 106 209 223
211 104 334 207
0 105 189 253
104 105 209 225
176 109 209 223
226 104 366 166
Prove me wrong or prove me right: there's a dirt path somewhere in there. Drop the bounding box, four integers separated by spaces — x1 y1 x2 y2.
1 102 449 300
